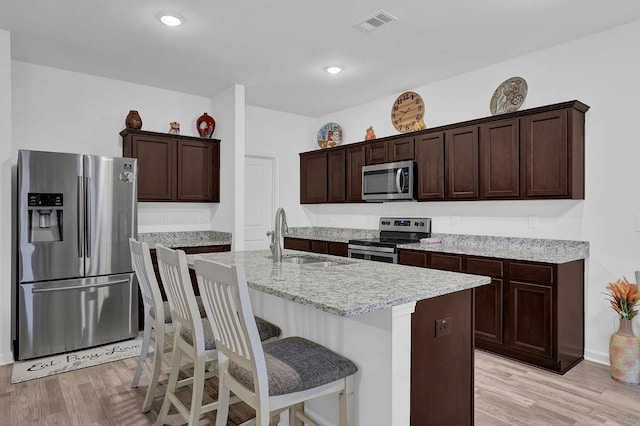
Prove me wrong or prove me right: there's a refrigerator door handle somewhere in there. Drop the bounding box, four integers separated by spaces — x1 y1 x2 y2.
31 279 130 293
85 176 91 258
77 176 84 258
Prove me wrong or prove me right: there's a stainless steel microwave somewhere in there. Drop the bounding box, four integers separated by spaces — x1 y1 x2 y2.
362 160 415 201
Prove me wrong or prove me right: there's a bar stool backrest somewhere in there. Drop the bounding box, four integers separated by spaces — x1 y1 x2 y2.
195 259 269 397
129 238 165 324
156 245 204 347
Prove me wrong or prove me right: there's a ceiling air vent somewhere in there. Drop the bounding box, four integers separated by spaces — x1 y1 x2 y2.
353 10 398 33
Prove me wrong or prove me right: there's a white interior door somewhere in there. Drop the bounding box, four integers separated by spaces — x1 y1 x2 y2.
244 156 275 250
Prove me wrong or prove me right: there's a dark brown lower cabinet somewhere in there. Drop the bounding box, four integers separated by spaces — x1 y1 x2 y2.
139 244 231 329
283 237 348 257
474 278 504 344
398 249 584 374
411 289 474 425
508 281 553 357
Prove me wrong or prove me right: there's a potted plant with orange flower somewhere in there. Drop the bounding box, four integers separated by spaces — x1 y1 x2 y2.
605 277 640 385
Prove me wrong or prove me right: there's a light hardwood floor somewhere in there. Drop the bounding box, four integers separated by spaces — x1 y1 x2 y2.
2 350 640 425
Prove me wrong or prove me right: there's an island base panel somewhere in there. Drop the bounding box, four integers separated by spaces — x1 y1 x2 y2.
411 289 474 425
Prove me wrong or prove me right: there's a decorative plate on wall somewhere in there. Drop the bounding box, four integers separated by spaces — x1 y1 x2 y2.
490 77 528 115
317 122 342 149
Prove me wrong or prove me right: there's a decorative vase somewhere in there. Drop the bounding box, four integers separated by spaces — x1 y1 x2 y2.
610 318 640 385
125 110 142 129
196 113 215 138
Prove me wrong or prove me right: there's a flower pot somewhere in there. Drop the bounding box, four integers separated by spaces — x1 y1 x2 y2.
610 319 640 385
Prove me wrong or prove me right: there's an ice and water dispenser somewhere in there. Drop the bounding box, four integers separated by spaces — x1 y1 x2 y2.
28 193 63 242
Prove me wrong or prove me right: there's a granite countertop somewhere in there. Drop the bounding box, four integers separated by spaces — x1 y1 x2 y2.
284 227 589 264
187 249 490 317
398 233 589 264
137 231 231 249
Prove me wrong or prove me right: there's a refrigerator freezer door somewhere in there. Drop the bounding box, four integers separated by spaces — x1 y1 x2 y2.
84 155 137 277
18 150 84 283
17 274 138 360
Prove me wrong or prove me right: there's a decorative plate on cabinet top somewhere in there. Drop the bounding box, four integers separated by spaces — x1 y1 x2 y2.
489 77 528 115
317 122 342 149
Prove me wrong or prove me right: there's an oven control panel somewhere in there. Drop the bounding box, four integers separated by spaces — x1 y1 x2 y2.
379 217 431 233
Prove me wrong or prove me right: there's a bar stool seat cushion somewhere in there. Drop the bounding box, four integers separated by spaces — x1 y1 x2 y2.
150 297 207 324
181 317 282 351
228 337 358 396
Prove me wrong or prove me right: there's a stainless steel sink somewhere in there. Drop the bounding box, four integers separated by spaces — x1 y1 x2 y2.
274 254 354 267
281 256 324 264
304 261 344 267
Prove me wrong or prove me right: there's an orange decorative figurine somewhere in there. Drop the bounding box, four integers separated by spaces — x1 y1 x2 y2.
365 126 376 141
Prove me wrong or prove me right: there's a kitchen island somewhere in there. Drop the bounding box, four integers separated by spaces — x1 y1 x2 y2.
188 249 490 425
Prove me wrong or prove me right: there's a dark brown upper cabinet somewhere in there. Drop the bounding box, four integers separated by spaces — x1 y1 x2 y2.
389 137 415 162
177 140 220 202
327 148 346 203
300 151 328 204
365 140 388 165
415 133 445 200
346 145 366 202
521 109 576 198
121 129 220 202
480 119 519 199
298 100 588 204
446 125 479 199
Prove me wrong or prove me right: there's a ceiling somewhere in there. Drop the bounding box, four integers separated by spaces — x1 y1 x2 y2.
2 1 640 117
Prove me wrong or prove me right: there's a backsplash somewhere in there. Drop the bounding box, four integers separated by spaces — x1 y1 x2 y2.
137 230 232 248
285 227 379 243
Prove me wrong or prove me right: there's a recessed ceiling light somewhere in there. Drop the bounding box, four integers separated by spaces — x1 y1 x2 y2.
325 66 343 75
159 13 183 27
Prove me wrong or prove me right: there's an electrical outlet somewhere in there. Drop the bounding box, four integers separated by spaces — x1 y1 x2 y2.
451 214 459 226
435 317 452 337
163 214 170 224
528 214 538 229
198 214 204 223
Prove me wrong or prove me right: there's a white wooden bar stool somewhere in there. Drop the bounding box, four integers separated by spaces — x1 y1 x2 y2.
155 246 281 426
129 238 211 413
195 258 358 426
129 238 176 413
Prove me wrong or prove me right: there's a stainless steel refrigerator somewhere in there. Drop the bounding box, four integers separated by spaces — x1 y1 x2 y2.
17 150 138 360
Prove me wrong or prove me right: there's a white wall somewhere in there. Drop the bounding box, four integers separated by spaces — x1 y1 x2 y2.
10 61 220 233
0 30 13 363
309 20 640 364
245 105 316 228
209 85 245 248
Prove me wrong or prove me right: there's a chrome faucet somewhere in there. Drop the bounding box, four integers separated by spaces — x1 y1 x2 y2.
267 207 288 262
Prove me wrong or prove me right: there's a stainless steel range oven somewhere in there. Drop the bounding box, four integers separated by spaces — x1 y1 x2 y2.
348 217 431 264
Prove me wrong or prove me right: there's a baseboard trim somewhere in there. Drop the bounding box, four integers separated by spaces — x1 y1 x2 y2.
585 349 609 366
0 351 14 366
